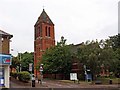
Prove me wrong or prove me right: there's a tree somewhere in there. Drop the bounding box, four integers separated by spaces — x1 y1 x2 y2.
10 56 20 72
42 36 72 79
20 52 34 72
109 34 120 50
109 34 120 77
77 40 101 80
77 35 120 79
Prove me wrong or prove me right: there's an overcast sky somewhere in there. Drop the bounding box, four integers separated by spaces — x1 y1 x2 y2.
0 0 119 55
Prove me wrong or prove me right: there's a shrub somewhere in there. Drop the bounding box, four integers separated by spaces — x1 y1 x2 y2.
18 71 30 83
10 72 18 79
13 72 18 79
79 74 85 80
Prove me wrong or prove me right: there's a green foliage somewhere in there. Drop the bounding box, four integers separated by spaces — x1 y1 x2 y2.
11 72 18 79
77 35 120 79
77 40 101 79
11 52 34 72
42 36 72 77
41 35 119 80
10 57 20 70
108 34 120 77
78 73 85 80
18 71 30 82
109 34 120 50
20 52 34 71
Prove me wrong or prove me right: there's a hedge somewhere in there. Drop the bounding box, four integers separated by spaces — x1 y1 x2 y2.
18 71 30 83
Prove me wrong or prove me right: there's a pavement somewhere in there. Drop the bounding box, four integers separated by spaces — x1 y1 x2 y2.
9 77 120 89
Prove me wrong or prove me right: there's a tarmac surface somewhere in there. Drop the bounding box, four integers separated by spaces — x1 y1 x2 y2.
9 77 119 89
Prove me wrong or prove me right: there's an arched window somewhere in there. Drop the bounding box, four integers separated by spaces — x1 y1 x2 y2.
48 27 50 37
40 27 42 37
45 26 47 36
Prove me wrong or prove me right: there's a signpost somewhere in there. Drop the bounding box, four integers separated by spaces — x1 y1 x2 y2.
29 63 33 72
29 63 35 87
29 63 33 79
40 64 43 84
70 73 77 83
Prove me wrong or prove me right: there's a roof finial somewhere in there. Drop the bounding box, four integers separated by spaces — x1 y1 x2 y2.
43 5 45 11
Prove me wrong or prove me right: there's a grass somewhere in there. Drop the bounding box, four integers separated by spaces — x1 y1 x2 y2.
58 77 120 85
93 77 120 84
59 80 92 85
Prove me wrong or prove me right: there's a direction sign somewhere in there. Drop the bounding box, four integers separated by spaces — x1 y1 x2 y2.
29 63 33 71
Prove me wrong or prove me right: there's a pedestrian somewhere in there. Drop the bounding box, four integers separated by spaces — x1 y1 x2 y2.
32 74 35 80
38 74 41 84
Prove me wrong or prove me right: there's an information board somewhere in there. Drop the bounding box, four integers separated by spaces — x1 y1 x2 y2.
70 73 77 80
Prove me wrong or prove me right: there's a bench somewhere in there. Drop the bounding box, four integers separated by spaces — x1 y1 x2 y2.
95 80 102 84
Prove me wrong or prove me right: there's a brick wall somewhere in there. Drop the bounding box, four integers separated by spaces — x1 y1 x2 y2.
0 36 10 54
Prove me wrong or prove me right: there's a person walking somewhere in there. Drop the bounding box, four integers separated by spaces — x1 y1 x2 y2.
37 74 41 84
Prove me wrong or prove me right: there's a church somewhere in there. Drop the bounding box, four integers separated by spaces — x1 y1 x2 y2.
34 9 55 77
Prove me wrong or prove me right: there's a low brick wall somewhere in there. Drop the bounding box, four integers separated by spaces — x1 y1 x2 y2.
43 74 64 79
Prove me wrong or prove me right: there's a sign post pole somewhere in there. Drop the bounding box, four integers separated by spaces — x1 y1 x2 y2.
29 63 35 87
40 64 43 85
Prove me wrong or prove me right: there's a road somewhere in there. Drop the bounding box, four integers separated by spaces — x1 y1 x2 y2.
9 77 119 89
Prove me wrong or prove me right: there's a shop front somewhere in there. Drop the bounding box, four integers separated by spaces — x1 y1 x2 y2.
0 54 11 88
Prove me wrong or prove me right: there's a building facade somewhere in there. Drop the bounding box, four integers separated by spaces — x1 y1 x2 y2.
0 30 13 88
34 9 55 76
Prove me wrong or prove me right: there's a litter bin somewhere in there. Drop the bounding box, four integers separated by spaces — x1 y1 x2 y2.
32 74 35 87
109 79 112 84
32 80 35 87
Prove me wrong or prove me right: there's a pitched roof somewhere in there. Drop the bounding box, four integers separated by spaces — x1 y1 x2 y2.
0 29 13 39
69 43 83 54
35 9 54 25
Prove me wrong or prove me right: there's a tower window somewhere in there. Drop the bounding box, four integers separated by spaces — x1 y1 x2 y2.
48 27 50 37
38 28 40 36
35 28 37 39
45 26 47 36
40 27 42 37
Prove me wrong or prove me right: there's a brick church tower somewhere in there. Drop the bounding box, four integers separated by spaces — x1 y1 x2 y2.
34 9 55 76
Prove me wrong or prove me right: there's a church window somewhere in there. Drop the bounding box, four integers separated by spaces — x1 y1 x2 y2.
45 26 47 36
40 27 42 37
48 27 50 37
38 28 40 36
35 28 37 39
36 29 39 37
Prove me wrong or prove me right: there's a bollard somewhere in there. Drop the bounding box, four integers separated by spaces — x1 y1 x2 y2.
109 79 112 84
32 80 35 87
